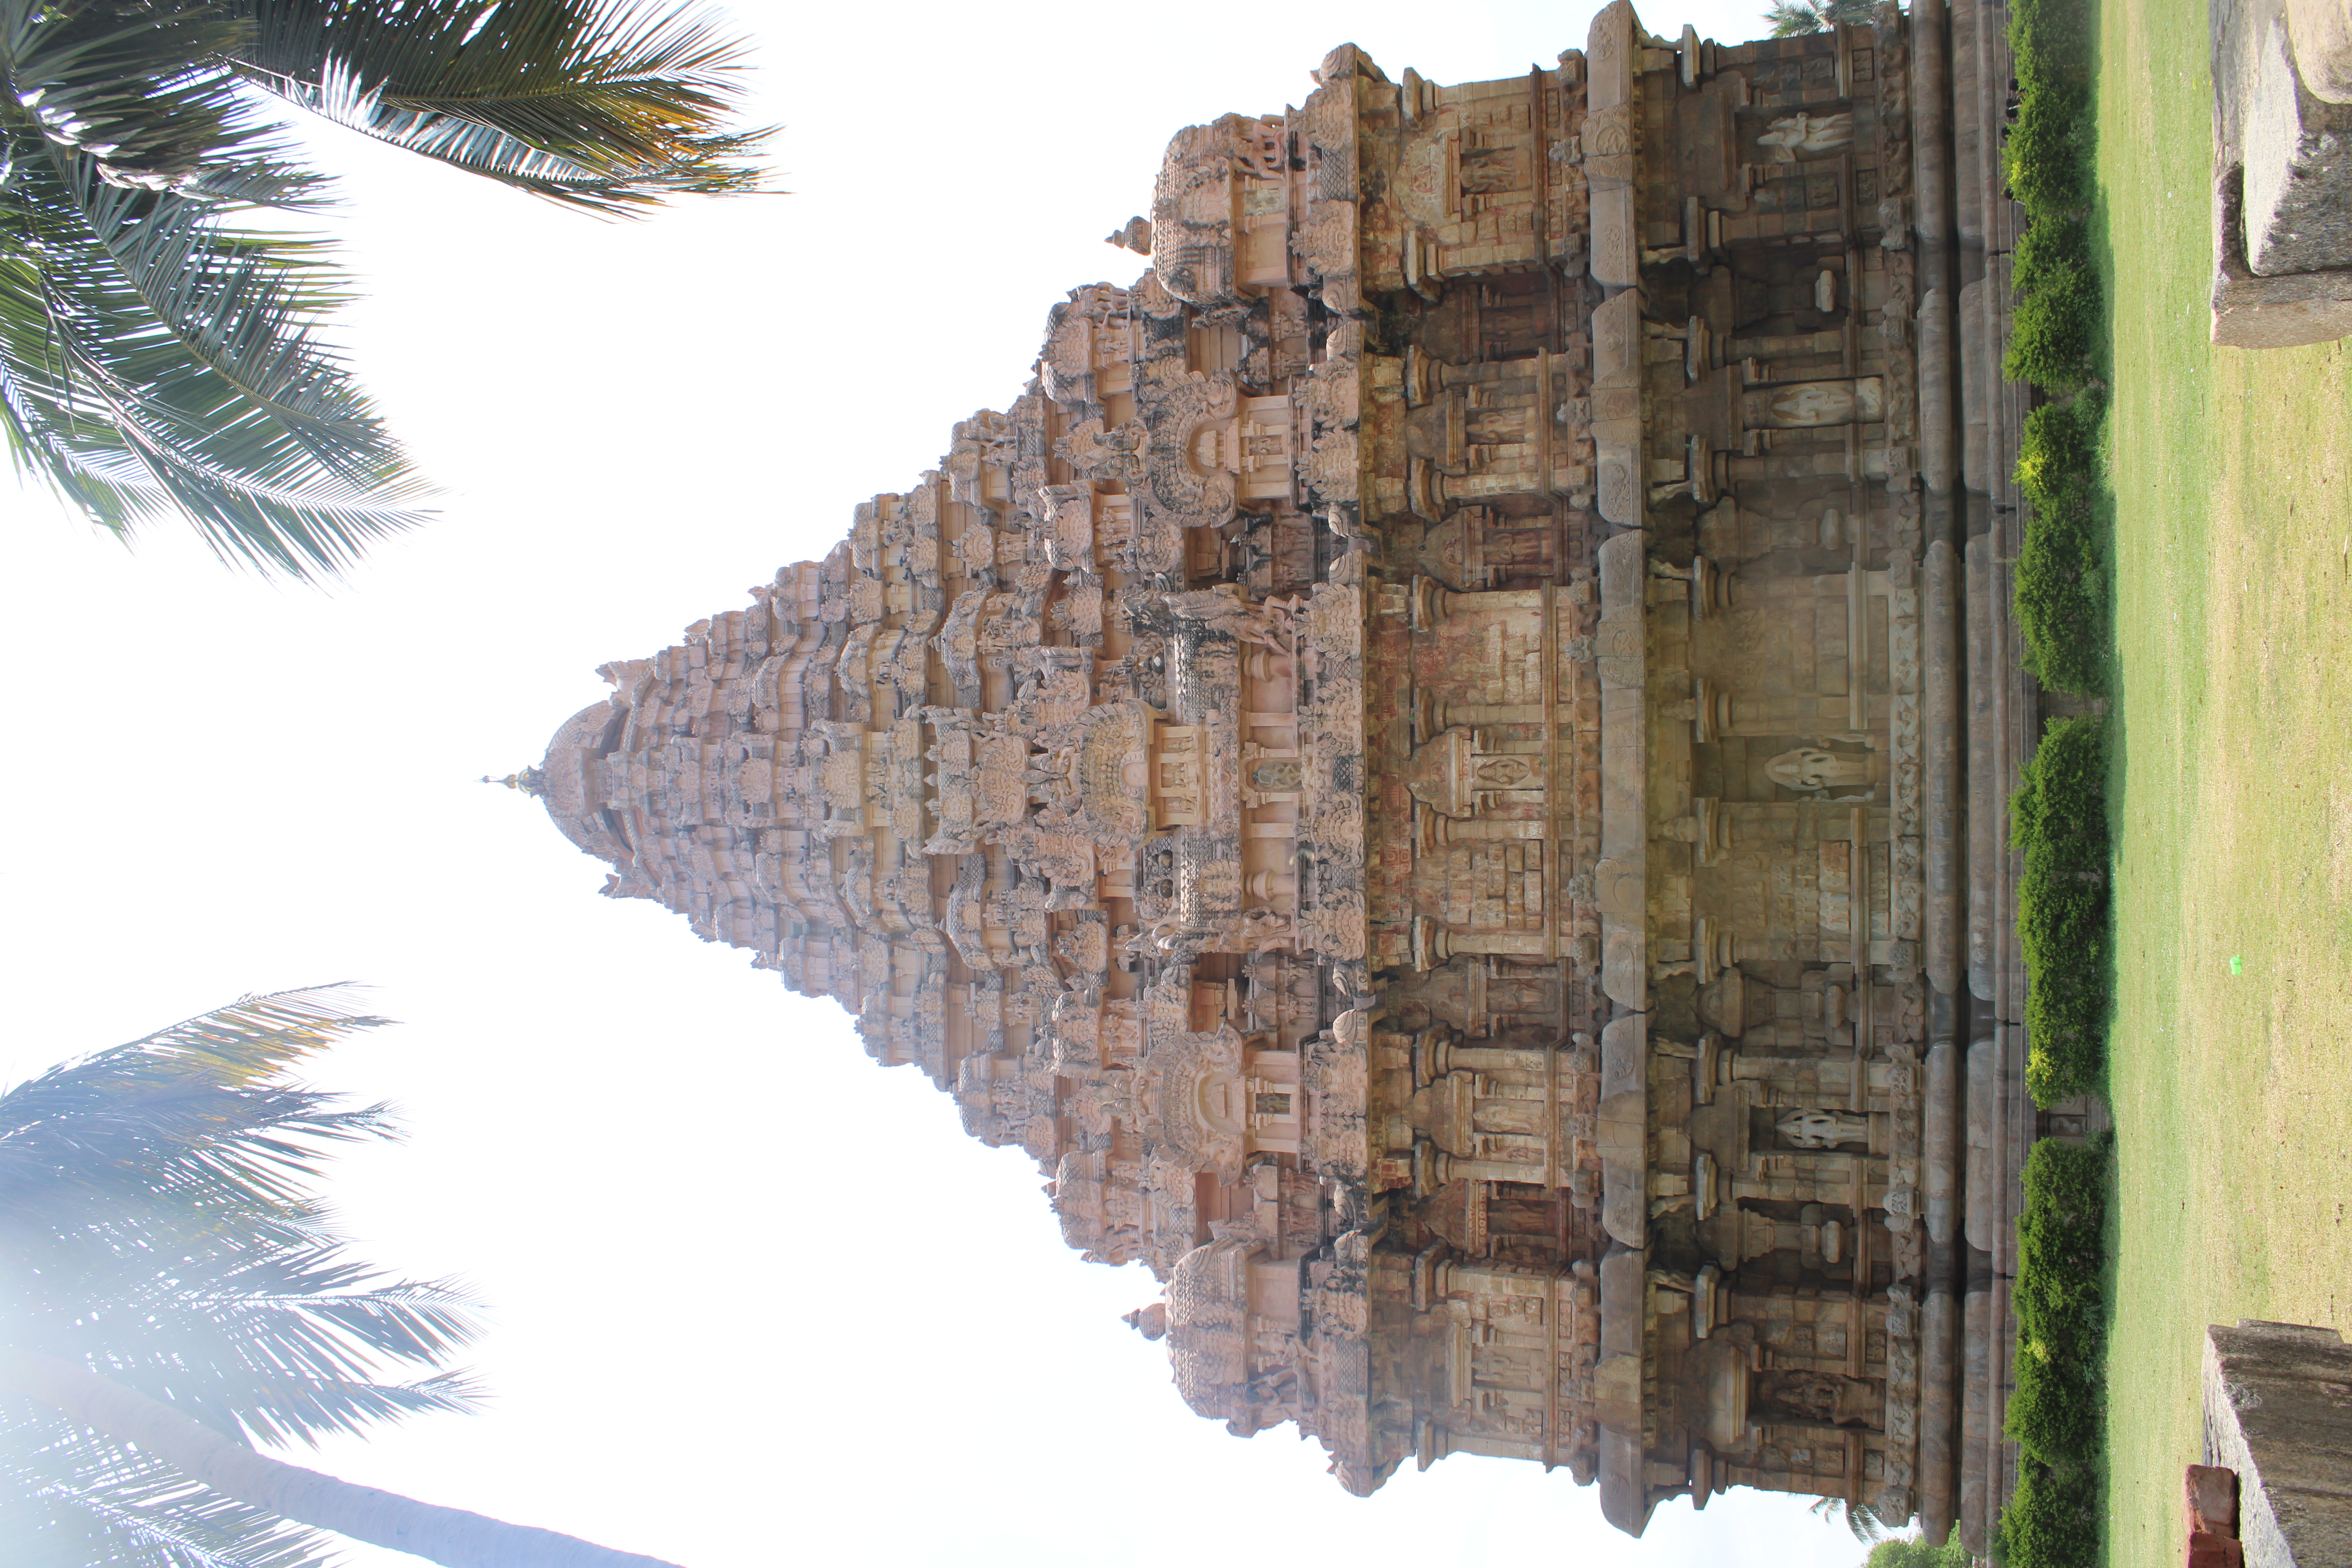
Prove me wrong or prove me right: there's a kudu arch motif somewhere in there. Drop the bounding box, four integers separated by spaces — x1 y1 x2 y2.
515 1 2027 1552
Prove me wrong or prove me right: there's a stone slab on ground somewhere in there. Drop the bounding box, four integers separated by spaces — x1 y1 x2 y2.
2212 0 2352 342
2288 0 2352 101
2201 1321 2352 1568
2244 11 2352 273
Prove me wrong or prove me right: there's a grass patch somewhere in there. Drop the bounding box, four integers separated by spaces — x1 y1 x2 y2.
2092 0 2352 1557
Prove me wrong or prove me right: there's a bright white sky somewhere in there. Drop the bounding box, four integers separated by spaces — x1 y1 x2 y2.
0 1 1899 1563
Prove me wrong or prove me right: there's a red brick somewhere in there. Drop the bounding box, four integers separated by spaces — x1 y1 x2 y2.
2186 1529 2245 1568
2186 1464 2241 1537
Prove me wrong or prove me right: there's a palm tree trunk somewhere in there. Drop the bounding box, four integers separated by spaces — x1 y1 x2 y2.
3 1351 683 1568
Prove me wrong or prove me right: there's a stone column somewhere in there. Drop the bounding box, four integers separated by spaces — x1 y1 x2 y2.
1919 1286 1961 1545
1924 1037 1962 1245
1965 534 1995 999
1960 1288 1991 1552
1964 1037 1996 1252
1911 0 1961 501
1950 0 1998 499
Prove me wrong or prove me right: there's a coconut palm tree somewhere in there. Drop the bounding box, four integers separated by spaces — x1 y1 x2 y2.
0 984 680 1568
0 0 764 581
1811 1492 1892 1543
1766 0 1882 35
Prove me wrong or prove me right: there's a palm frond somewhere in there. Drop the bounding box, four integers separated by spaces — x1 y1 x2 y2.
0 1398 341 1568
0 987 490 1450
0 155 428 578
1810 1494 1891 1543
0 0 289 192
178 158 338 212
233 0 767 214
0 984 397 1213
1766 0 1881 32
2 1236 488 1446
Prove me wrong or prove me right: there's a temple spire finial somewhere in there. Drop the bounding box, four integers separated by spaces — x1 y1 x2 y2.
482 767 546 798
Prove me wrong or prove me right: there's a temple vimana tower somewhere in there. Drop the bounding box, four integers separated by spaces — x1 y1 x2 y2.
514 0 2038 1551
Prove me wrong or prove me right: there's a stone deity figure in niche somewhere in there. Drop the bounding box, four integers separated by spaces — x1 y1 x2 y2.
1757 1370 1880 1426
1757 110 1854 161
1767 745 1877 794
1777 1107 1873 1149
1766 378 1879 426
1474 755 1537 789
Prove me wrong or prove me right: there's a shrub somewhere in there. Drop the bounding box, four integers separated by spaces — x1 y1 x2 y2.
2011 0 2094 73
1997 1455 2102 1568
2014 715 2108 895
2013 211 2094 295
1867 1527 1972 1566
2006 232 2103 395
2013 715 2109 1105
2007 0 2095 218
2018 1136 2107 1265
2015 392 2102 515
2014 396 2107 692
2005 90 2092 216
2007 0 2101 381
1999 1138 2110 1565
2008 0 2112 688
2009 1344 2099 1463
2009 1138 2110 1461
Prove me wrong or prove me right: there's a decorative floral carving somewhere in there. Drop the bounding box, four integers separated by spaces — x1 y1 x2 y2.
1138 371 1241 537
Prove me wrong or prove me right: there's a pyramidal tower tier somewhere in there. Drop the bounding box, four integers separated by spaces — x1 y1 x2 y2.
519 2 2028 1546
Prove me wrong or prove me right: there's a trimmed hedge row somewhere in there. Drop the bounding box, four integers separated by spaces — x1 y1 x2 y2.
1997 1138 2111 1568
2006 0 2108 695
2011 713 2109 1105
2006 0 2094 213
1999 1 2114 1561
2007 0 2101 394
1999 1458 2102 1568
1867 1528 1973 1565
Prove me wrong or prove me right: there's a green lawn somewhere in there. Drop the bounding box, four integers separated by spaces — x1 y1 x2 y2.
2094 0 2352 1563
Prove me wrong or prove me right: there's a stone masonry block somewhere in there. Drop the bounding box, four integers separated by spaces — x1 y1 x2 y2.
2203 1321 2352 1568
2290 0 2352 100
2245 17 2352 274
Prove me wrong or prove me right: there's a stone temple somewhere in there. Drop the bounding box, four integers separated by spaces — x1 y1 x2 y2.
512 1 2041 1551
